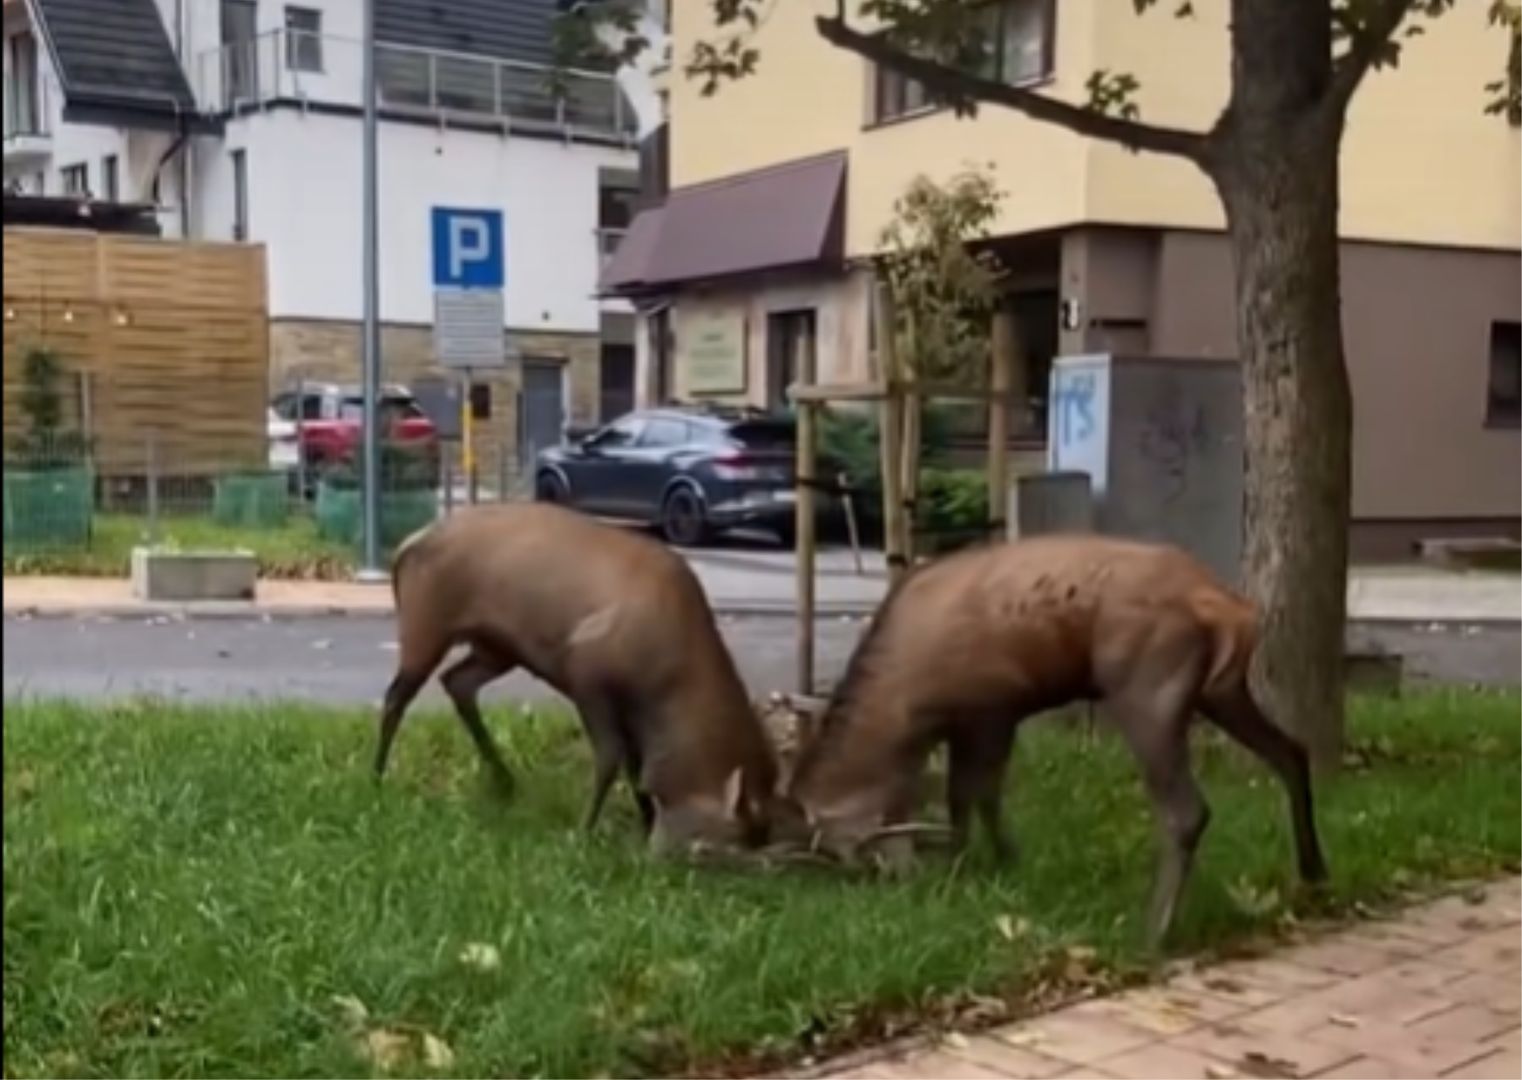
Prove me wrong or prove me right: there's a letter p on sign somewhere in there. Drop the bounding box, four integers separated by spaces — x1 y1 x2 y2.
431 207 505 290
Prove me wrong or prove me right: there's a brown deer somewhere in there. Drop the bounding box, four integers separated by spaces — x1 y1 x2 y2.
374 503 783 854
781 534 1329 943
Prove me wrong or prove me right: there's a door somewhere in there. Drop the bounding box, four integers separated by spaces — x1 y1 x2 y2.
519 360 567 480
599 343 635 421
625 414 692 519
569 413 645 515
221 0 259 106
767 309 816 410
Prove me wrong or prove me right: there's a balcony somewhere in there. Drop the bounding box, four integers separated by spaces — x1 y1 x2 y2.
196 30 637 143
3 76 51 169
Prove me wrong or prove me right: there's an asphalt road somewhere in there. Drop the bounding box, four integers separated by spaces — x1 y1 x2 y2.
2 614 1515 705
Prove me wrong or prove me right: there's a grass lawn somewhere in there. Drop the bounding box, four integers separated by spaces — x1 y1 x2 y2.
1 514 356 580
5 692 1518 1078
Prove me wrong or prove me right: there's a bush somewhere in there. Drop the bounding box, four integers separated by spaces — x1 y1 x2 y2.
917 468 993 552
323 441 437 492
6 344 91 470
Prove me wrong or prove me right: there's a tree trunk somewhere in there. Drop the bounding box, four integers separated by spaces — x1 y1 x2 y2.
1210 105 1352 771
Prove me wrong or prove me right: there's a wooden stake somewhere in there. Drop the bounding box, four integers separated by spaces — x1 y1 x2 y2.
874 281 908 585
988 308 1016 542
794 336 819 696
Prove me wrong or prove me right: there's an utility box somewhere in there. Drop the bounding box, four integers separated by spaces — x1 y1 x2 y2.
1047 354 1244 586
1010 471 1095 540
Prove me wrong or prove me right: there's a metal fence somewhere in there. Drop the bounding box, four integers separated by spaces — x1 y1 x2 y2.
1 430 536 571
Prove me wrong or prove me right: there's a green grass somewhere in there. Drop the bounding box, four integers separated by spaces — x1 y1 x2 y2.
2 514 355 580
5 693 1518 1078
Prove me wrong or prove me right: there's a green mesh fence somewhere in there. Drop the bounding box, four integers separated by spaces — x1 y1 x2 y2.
314 482 437 555
212 471 291 530
3 467 94 551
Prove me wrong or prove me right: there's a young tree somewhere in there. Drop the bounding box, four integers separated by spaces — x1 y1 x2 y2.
563 0 1520 768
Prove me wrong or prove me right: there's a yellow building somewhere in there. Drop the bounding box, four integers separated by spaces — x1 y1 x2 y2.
601 0 1521 557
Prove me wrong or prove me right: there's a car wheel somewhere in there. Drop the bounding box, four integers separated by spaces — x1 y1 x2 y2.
661 487 710 547
774 519 796 549
535 472 568 504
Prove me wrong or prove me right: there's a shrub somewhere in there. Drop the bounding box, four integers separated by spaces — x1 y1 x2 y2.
7 345 91 470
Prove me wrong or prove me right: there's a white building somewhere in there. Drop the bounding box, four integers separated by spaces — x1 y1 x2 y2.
3 0 646 469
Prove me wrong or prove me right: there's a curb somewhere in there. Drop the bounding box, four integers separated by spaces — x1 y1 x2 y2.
3 603 1517 626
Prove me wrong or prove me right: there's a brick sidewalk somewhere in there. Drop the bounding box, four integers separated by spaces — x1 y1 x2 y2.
795 878 1520 1080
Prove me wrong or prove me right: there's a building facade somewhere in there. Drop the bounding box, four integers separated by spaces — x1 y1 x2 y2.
602 0 1521 558
4 0 647 477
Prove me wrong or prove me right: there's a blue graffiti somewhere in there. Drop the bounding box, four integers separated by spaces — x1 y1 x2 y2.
1054 373 1096 448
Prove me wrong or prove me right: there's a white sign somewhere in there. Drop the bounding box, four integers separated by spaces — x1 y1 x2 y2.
433 288 506 369
1048 355 1111 495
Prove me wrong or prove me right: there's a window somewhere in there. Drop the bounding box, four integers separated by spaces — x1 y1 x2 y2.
231 148 248 240
5 31 40 136
221 0 259 103
639 417 689 448
60 163 89 196
101 155 119 202
870 0 1054 124
284 6 323 73
1488 321 1521 428
592 414 646 449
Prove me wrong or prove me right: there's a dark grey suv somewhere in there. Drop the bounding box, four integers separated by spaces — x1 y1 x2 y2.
533 406 834 546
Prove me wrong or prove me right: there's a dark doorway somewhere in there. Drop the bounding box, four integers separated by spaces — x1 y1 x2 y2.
767 309 816 410
220 0 259 105
519 360 566 467
600 343 636 421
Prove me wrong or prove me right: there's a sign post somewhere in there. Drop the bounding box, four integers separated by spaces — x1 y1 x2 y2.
431 206 507 504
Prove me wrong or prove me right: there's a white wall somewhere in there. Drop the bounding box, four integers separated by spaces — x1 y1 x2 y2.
198 107 629 331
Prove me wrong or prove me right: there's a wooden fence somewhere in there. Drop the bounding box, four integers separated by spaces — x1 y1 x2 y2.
2 227 269 476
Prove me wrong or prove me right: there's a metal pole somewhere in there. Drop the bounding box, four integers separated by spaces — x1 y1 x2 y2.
357 0 384 581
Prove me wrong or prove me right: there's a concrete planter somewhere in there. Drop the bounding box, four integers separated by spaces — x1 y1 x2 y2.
130 546 258 602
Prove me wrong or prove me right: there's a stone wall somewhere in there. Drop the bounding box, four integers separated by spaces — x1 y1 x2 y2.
269 319 600 489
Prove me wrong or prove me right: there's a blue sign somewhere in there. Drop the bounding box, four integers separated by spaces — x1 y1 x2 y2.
431 207 505 290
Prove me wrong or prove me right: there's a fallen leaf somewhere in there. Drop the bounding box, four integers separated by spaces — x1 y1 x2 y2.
941 1031 970 1049
421 1031 454 1069
458 942 501 972
359 1028 410 1070
1237 1050 1299 1079
1204 1065 1236 1080
1327 1012 1360 1028
998 1028 1044 1048
995 914 1031 941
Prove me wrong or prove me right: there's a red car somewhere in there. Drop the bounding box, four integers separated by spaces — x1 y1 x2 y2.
269 383 440 493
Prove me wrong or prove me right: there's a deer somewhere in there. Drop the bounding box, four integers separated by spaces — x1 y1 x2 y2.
374 503 786 854
778 534 1329 944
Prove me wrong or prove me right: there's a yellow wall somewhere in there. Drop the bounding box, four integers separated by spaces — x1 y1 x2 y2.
669 0 1521 253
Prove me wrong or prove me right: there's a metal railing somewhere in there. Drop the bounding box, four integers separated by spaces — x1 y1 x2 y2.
196 29 636 141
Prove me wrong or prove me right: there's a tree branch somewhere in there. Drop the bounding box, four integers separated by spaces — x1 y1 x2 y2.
1331 0 1413 105
815 14 1209 162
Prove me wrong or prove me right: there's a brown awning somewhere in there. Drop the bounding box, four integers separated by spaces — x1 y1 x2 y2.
598 150 847 296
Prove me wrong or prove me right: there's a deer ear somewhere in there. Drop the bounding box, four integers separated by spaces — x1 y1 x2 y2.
722 767 745 820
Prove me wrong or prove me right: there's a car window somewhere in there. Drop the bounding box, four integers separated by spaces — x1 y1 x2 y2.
271 394 296 421
638 417 689 448
338 397 421 424
689 421 729 446
727 419 795 451
594 415 645 449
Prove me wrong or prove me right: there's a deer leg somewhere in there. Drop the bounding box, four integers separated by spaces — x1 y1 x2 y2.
945 717 1019 862
1203 686 1328 883
375 668 429 779
621 736 655 835
1113 698 1209 946
440 646 517 797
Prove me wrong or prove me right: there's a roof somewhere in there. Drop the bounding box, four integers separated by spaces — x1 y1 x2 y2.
31 0 214 132
378 0 602 69
599 150 848 295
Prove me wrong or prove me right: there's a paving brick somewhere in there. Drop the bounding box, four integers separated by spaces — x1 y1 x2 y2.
1309 1055 1437 1078
1430 929 1522 976
1276 939 1405 978
1409 1003 1521 1046
1441 972 1522 1017
992 1009 1156 1066
1242 981 1455 1034
1299 1017 1505 1075
1093 1041 1244 1078
946 1036 1074 1078
1080 986 1245 1037
1051 1068 1123 1079
1333 922 1435 957
870 1050 1013 1078
1438 1048 1522 1079
1174 1018 1360 1077
1173 959 1336 1010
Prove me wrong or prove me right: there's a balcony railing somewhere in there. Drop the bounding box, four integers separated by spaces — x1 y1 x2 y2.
196 29 636 141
